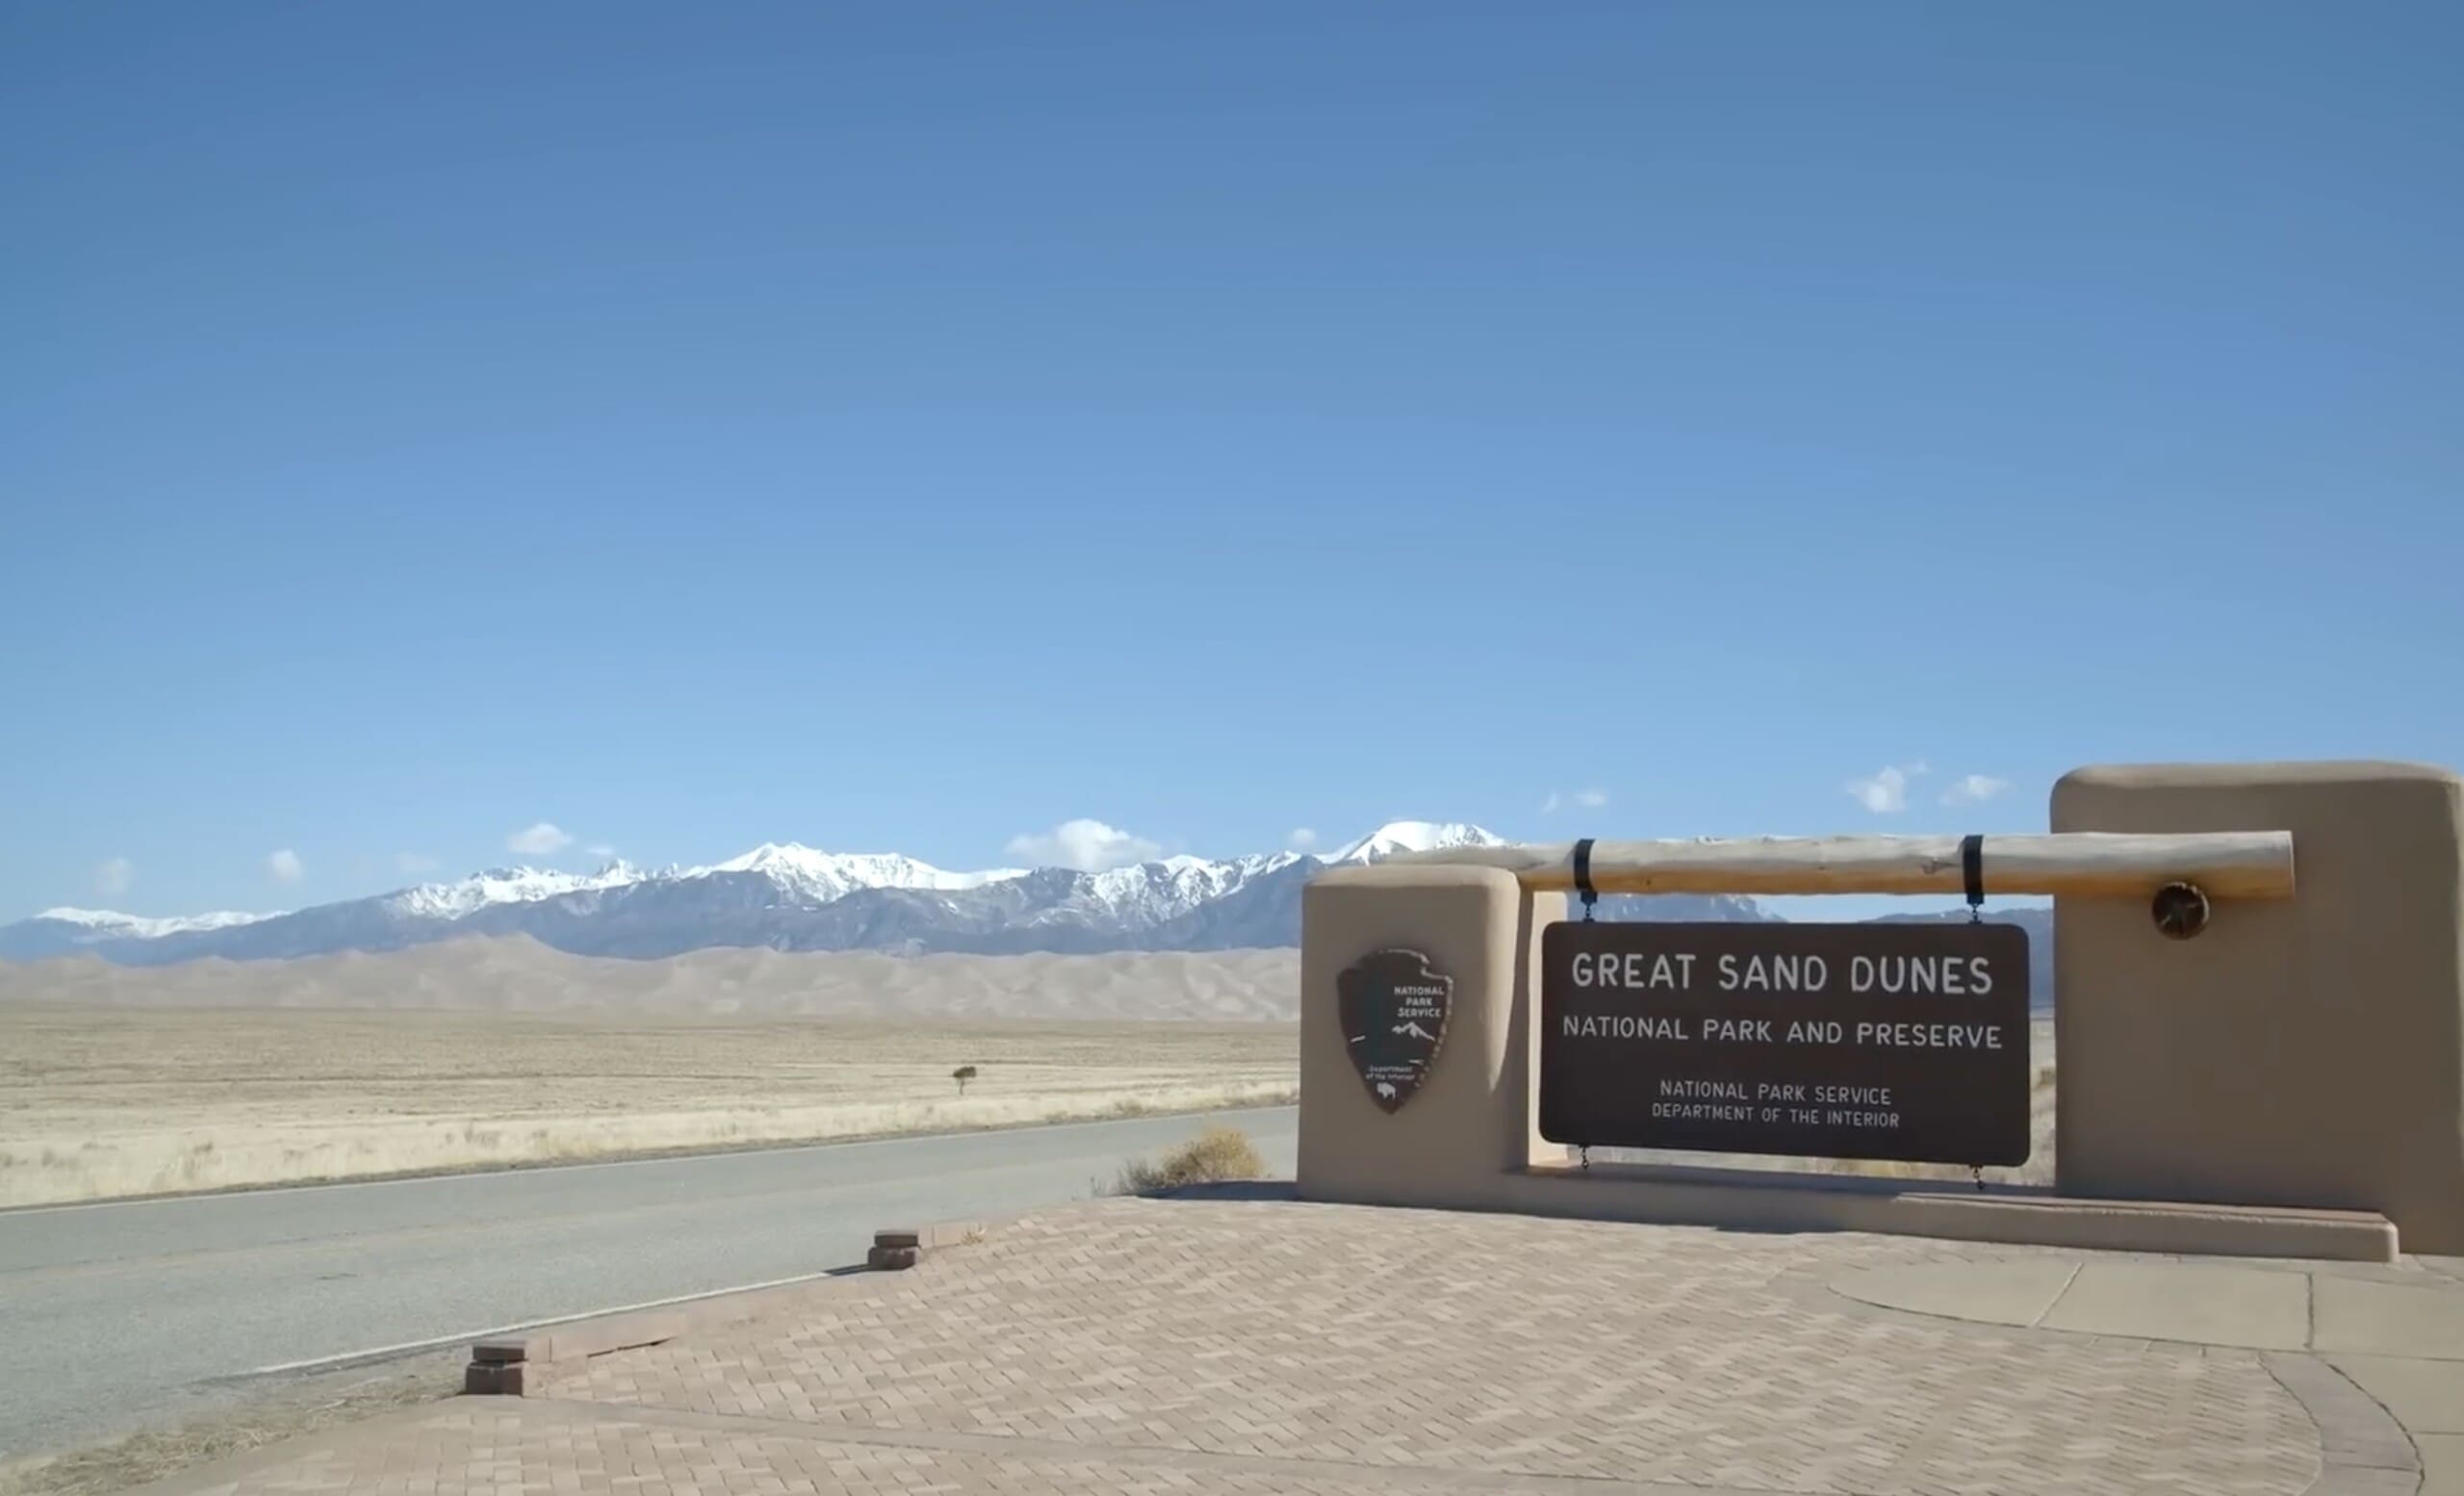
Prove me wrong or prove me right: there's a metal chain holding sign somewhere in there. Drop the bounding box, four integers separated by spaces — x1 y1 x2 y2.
1961 833 1989 1192
1572 840 1598 1170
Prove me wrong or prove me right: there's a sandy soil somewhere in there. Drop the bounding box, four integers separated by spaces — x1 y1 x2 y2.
0 1004 1298 1207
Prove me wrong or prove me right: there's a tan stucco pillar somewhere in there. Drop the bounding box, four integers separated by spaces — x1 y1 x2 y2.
2052 761 2464 1253
1297 864 1564 1205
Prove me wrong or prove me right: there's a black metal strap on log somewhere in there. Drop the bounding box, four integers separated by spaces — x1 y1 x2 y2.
1573 838 1598 921
1961 833 1985 924
1962 831 1992 1186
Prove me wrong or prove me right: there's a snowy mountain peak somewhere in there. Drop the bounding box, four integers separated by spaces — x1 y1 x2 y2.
1328 821 1506 864
706 841 821 874
31 906 280 939
1081 850 1304 917
387 864 647 921
696 842 1028 901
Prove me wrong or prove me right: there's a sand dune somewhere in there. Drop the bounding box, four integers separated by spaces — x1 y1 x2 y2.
0 935 1304 1021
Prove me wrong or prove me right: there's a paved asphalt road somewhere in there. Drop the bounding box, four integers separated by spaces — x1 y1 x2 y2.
0 1106 1298 1460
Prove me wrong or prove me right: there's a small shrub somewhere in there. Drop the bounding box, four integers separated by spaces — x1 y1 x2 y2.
1109 1125 1267 1196
952 1065 979 1096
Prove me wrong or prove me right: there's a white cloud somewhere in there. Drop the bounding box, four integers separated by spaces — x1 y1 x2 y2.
1574 787 1609 810
1846 762 1930 814
585 843 617 860
1286 828 1318 852
266 849 304 884
1939 774 2012 807
95 857 134 898
506 822 574 856
1540 791 1562 814
1004 818 1163 872
395 852 441 876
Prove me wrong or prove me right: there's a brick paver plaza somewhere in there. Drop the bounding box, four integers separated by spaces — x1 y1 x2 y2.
144 1198 2464 1496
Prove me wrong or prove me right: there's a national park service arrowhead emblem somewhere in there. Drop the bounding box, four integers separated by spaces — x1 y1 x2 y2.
1338 948 1451 1113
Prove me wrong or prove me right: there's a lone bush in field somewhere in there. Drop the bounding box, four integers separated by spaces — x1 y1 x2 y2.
1110 1124 1267 1196
952 1065 978 1096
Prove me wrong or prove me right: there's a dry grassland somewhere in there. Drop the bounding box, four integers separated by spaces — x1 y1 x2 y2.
0 1004 1298 1208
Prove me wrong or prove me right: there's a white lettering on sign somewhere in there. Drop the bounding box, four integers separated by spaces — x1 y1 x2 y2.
1851 1021 2004 1048
1660 1079 1749 1099
1715 953 1830 992
1847 954 1994 995
1653 1101 1754 1121
1569 951 1699 989
1815 1085 1893 1105
1561 1014 1691 1040
1560 1012 2008 1050
1569 948 2003 997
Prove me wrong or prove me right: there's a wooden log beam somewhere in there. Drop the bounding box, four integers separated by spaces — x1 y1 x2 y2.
1380 832 2296 899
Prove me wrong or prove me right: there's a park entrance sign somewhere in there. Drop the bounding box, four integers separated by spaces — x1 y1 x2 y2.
1540 921 2031 1166
1296 786 2464 1258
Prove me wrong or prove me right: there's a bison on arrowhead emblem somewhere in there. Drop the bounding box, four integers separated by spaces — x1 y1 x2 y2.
1338 948 1452 1113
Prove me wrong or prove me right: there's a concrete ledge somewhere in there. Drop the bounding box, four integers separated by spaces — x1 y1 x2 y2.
470 1310 688 1368
1896 1191 2399 1262
1314 1163 2402 1262
464 1311 688 1392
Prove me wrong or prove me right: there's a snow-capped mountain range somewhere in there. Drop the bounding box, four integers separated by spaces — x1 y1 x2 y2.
25 906 291 941
0 820 1773 967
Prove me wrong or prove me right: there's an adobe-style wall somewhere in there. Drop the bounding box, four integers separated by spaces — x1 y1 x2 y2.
1296 865 1564 1203
2053 761 2464 1254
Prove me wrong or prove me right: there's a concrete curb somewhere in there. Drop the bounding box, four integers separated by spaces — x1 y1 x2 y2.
464 1311 690 1394
1501 1165 2403 1263
2265 1354 2423 1496
462 1216 1006 1394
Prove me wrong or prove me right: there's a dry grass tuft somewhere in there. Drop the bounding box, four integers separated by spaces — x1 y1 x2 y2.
1110 1124 1269 1195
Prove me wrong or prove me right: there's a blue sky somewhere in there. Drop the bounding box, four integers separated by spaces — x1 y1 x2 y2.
5 2 2459 920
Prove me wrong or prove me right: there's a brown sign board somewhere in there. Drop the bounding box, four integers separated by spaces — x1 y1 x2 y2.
1540 921 2031 1166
